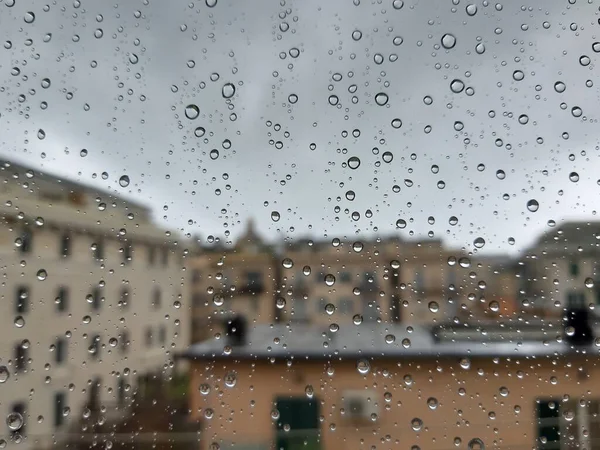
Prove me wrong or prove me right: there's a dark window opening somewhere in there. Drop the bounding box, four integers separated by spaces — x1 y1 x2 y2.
61 233 71 258
120 287 130 309
91 287 102 310
20 228 32 254
56 287 69 313
93 239 104 261
11 402 26 437
123 241 133 264
14 344 27 373
55 338 67 365
54 392 66 429
152 288 161 309
15 286 28 314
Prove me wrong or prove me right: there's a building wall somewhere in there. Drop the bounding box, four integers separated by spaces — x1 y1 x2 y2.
0 172 189 449
191 355 597 450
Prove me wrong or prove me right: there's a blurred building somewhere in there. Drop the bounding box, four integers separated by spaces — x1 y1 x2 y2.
521 221 600 321
0 160 189 449
183 322 599 450
189 224 521 341
189 220 279 342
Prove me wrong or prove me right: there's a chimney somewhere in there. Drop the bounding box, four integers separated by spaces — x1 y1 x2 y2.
226 316 248 346
564 307 594 346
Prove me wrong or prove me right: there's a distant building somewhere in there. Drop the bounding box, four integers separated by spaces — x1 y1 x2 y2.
0 160 189 449
183 322 600 450
522 221 600 321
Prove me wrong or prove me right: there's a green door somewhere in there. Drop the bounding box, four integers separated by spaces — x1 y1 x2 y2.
275 397 320 450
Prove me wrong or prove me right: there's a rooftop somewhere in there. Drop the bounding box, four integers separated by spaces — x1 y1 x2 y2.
181 323 600 361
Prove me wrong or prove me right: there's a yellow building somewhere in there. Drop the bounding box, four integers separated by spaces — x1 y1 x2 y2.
183 322 600 450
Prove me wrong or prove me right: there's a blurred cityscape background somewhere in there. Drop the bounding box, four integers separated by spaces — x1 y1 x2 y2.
1 159 599 450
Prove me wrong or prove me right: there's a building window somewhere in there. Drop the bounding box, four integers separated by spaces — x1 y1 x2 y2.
148 246 156 266
317 297 327 313
54 392 66 429
193 292 203 307
56 287 69 313
293 297 308 321
162 247 169 266
19 228 32 254
152 288 161 309
92 239 104 261
570 261 579 277
414 271 424 291
120 288 130 309
120 330 130 354
159 325 166 345
117 378 126 406
60 233 71 258
145 327 153 347
536 398 600 449
89 335 100 360
246 271 263 293
14 343 28 373
567 290 586 309
123 241 133 264
91 287 102 310
339 298 354 314
192 269 201 283
15 286 28 314
340 271 352 283
55 338 67 365
10 402 26 437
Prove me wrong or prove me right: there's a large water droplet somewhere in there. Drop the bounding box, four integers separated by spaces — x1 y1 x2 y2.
224 371 237 388
411 417 423 431
222 83 235 99
324 274 336 286
24 11 35 23
185 104 200 120
450 79 465 93
37 269 47 281
441 33 456 49
351 30 362 41
6 412 23 431
0 366 9 383
467 438 485 450
271 211 280 222
526 199 539 212
375 92 389 106
356 359 370 374
466 4 477 15
119 175 130 187
473 237 485 249
347 156 361 169
554 81 566 93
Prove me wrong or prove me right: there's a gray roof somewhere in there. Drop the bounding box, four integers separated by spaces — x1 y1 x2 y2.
181 323 599 361
531 220 600 254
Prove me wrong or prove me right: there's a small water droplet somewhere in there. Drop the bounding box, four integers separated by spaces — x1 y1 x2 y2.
324 274 336 286
224 371 237 388
473 237 485 248
411 417 423 431
352 30 362 41
466 4 477 15
441 33 456 49
24 11 35 23
357 359 370 374
37 269 47 280
271 211 280 222
450 79 465 93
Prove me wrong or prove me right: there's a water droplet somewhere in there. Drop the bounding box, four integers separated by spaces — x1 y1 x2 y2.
328 95 339 106
209 149 219 160
496 170 506 180
585 278 594 288
518 114 529 124
526 199 539 212
427 397 438 410
129 53 139 64
109 337 118 347
288 93 298 104
467 438 485 450
441 33 456 49
411 417 423 431
373 53 384 65
206 0 217 7
185 104 200 120
512 70 524 81
276 297 286 309
222 83 235 99
473 237 485 248
324 274 336 286
199 383 211 395
6 412 23 431
569 172 579 182
119 175 130 187
325 303 336 315
391 118 402 128
554 81 566 93
450 79 465 93
282 258 293 269
428 301 439 313
0 366 9 383
454 121 464 131
392 0 404 9
385 334 396 344
382 152 393 163
375 92 389 106
224 371 237 388
194 127 206 137
580 55 591 66
475 43 485 54
347 156 361 169
460 358 471 369
396 219 407 229
353 314 363 325
302 265 311 276
357 359 370 375
352 30 362 41
499 386 509 397
24 11 35 23
37 269 47 280
466 4 477 15
572 107 582 118
271 211 280 222
305 385 314 398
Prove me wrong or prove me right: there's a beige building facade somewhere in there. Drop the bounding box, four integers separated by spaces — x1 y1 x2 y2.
0 161 190 449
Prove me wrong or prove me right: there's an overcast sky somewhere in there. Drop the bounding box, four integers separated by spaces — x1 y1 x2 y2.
1 0 599 255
